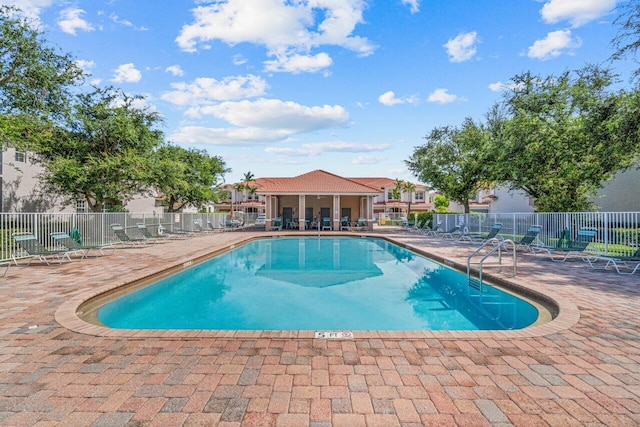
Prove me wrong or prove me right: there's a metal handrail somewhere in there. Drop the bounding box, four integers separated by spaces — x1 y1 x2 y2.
467 238 517 289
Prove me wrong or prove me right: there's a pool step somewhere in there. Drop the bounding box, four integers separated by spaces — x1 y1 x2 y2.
468 277 482 290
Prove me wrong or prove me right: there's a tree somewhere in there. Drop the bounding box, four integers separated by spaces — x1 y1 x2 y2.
490 66 640 212
611 0 640 83
0 6 83 148
406 117 491 213
402 181 416 220
433 194 449 213
33 87 164 212
153 144 228 212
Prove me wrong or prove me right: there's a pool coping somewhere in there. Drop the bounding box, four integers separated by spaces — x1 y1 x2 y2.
55 232 580 340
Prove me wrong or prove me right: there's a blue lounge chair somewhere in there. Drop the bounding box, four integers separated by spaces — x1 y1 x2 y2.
513 225 543 252
460 223 503 243
322 217 332 231
533 228 597 262
585 248 640 275
340 217 351 231
270 218 282 231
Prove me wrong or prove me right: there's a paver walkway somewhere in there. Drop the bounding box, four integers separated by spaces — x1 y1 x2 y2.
1 228 639 426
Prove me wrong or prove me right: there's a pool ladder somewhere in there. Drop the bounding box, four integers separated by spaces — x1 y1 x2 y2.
466 238 517 291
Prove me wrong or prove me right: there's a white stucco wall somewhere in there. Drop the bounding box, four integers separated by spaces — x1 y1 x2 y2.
594 168 640 212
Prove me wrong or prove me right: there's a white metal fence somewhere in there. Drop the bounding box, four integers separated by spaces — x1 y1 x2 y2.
1 211 258 262
431 212 640 257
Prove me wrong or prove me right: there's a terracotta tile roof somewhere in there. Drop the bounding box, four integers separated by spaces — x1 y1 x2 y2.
256 170 381 194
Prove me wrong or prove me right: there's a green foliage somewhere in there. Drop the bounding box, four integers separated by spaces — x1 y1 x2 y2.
406 117 491 213
33 87 164 212
433 195 449 213
0 6 82 127
490 66 640 212
152 144 229 212
415 212 433 228
612 0 640 83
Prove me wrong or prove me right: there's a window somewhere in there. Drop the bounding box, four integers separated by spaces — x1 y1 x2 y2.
14 151 26 163
76 200 86 213
415 192 424 201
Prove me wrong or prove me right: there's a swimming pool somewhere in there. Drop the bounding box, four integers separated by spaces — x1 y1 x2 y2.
97 236 539 330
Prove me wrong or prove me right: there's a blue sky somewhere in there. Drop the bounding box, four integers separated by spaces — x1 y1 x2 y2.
4 0 633 183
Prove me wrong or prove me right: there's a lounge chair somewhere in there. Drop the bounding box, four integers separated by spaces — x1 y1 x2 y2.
340 217 351 231
322 217 332 231
110 224 148 246
0 262 9 277
460 223 503 243
437 224 464 240
270 217 282 231
136 223 171 242
513 225 543 252
159 223 192 238
11 232 78 265
50 232 117 258
355 218 367 231
207 221 225 233
532 228 598 262
585 248 640 275
420 221 442 237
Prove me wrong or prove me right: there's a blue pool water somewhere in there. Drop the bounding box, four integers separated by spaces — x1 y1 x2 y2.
97 237 539 330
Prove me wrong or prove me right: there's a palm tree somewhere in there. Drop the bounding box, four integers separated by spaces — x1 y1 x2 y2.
403 181 416 223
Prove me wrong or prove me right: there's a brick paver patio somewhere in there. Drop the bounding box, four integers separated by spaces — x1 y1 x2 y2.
1 228 639 426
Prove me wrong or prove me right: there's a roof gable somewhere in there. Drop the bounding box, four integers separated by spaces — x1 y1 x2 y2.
256 170 381 194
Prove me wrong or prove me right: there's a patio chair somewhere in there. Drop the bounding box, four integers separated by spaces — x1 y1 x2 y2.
0 262 9 278
532 228 598 262
50 232 117 259
340 217 351 231
460 223 503 243
513 225 543 252
270 217 282 231
207 221 225 233
322 217 332 231
585 248 640 275
110 224 148 247
355 218 367 231
420 221 442 237
136 223 171 243
11 232 78 265
158 223 191 238
436 224 464 240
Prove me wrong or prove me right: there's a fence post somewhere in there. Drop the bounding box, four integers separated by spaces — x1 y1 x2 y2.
603 212 609 256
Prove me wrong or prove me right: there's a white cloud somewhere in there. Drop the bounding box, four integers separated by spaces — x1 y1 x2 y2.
169 99 349 146
401 0 420 14
353 155 384 164
75 59 95 71
541 0 616 27
0 0 54 23
427 88 458 104
378 91 403 106
175 0 375 74
264 52 333 73
233 54 247 65
109 13 148 31
161 75 267 106
378 91 418 106
165 65 184 77
266 142 389 157
57 8 94 35
528 30 582 60
196 99 348 132
443 31 478 62
111 63 142 83
488 81 524 92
